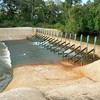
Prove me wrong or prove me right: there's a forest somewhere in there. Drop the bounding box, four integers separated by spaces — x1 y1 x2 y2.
0 0 100 36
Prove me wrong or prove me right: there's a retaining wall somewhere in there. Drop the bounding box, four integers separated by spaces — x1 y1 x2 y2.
37 32 100 58
0 27 34 41
0 27 100 58
63 38 100 58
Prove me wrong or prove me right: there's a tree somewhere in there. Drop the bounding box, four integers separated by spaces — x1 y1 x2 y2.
65 0 82 6
0 0 100 37
94 1 100 36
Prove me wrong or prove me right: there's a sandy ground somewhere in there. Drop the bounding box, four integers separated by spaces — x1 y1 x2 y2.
4 62 83 91
1 60 100 100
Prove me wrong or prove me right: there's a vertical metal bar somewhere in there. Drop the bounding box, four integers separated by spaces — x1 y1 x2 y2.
49 30 50 37
42 29 43 35
46 30 47 35
42 29 44 34
58 32 60 39
65 33 68 43
58 32 60 37
73 34 77 49
35 28 37 35
57 31 59 39
44 29 45 35
47 30 49 36
50 30 51 38
40 29 42 36
53 31 55 39
74 34 77 41
69 33 72 43
76 34 83 64
41 28 42 34
64 33 66 42
51 30 52 38
80 34 83 42
41 29 43 33
52 31 53 38
45 29 46 35
93 36 97 60
86 35 89 53
80 34 83 50
55 31 56 39
65 33 67 38
61 32 62 42
51 30 52 37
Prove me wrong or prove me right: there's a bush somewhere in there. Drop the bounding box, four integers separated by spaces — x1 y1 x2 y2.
0 20 17 27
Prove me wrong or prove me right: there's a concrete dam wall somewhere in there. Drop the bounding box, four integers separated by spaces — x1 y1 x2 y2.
0 27 100 58
0 27 100 97
0 27 34 41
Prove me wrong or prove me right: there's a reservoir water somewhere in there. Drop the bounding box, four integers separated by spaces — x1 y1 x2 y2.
5 39 62 66
0 36 97 92
0 37 62 92
0 42 12 92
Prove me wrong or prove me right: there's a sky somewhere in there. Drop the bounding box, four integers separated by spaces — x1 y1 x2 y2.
44 0 93 4
81 0 92 3
61 0 89 2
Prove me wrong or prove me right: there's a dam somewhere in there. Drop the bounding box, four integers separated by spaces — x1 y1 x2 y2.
0 27 100 100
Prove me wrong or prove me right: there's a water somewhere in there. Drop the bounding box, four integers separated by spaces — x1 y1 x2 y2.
0 36 97 92
0 42 12 92
0 37 63 92
5 39 62 66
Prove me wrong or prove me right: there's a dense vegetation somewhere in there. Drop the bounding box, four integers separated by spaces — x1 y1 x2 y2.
0 0 100 36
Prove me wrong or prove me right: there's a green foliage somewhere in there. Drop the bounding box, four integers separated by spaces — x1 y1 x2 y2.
94 4 100 33
0 0 100 36
18 21 26 27
0 20 17 27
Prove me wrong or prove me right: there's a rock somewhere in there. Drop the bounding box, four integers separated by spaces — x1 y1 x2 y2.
0 87 46 100
75 60 100 82
43 83 100 100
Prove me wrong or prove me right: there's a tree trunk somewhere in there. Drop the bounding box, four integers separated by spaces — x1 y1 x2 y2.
31 0 34 20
